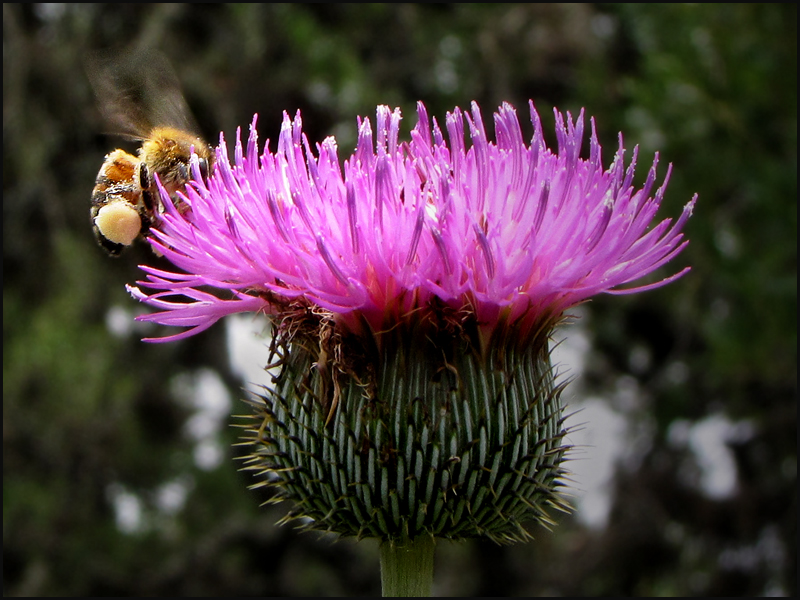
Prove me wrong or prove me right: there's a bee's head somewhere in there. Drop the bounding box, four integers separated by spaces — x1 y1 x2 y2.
141 127 214 188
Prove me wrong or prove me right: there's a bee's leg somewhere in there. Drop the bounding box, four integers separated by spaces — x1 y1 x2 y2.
140 189 157 227
138 161 150 190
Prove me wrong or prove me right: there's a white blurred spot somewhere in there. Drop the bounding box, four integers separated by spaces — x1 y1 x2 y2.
105 305 134 338
590 13 617 40
613 374 641 413
155 477 193 515
690 415 740 499
625 107 665 151
439 35 462 59
553 310 629 529
105 304 160 337
565 398 627 529
226 313 276 393
550 306 590 380
307 80 333 106
669 414 754 500
170 368 232 471
628 344 651 374
339 80 364 112
106 483 144 534
34 3 67 21
667 419 692 447
669 82 702 106
665 360 689 385
718 525 786 595
715 226 740 259
193 439 225 471
435 59 459 94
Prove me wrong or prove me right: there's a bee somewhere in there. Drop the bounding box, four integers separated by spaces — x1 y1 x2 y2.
87 50 214 255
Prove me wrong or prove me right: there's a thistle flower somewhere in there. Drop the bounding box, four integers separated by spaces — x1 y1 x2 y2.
127 101 695 594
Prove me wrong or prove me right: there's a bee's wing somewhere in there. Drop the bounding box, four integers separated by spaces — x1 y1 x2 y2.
85 49 201 140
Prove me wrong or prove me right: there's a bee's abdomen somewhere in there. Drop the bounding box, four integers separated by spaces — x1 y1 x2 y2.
92 149 142 208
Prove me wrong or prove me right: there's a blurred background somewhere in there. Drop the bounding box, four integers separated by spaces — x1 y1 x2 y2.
3 4 796 596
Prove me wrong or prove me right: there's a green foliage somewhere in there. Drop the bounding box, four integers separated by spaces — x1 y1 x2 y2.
3 3 795 596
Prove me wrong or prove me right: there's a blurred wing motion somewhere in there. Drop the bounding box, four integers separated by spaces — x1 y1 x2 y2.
85 49 201 139
86 49 213 256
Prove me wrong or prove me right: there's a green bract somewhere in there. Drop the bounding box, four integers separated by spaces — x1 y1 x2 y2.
242 307 570 543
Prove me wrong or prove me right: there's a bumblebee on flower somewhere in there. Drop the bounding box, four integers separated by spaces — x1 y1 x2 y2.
126 100 695 594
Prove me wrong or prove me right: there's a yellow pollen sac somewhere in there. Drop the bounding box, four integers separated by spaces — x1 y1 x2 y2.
95 201 142 246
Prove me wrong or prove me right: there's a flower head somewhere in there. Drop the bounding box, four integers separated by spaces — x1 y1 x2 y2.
126 101 695 544
129 101 695 344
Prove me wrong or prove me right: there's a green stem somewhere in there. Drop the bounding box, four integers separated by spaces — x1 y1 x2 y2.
380 536 436 597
